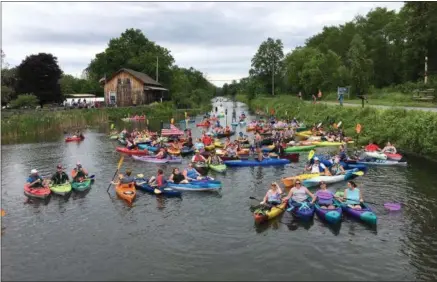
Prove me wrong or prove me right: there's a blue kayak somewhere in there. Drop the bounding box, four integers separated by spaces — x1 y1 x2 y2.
138 144 160 152
340 161 368 172
190 178 222 188
181 147 194 155
135 181 181 197
166 182 221 191
224 158 290 167
287 198 315 221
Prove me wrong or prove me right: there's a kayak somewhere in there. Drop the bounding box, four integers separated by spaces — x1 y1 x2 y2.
214 140 225 148
355 160 407 166
312 141 348 147
314 200 342 224
231 122 239 126
166 182 221 191
340 162 368 172
282 173 321 187
196 123 210 127
138 144 159 152
385 153 403 161
334 199 377 225
65 136 84 142
194 162 209 174
109 135 119 140
115 183 136 204
295 127 307 132
116 147 149 155
302 169 360 188
135 182 181 197
71 179 92 191
284 145 316 152
253 202 287 224
167 148 181 155
24 184 51 199
204 144 215 151
280 153 299 163
364 151 387 160
132 155 182 164
287 198 315 221
49 182 72 196
216 131 235 138
224 158 290 167
261 145 275 152
209 163 227 173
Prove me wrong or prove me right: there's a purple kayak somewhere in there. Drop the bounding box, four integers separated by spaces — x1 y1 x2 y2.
335 199 377 225
132 155 182 164
314 201 342 224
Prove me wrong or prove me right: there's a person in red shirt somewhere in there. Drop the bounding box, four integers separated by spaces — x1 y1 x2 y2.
202 134 212 146
156 169 165 187
365 141 381 152
192 151 207 163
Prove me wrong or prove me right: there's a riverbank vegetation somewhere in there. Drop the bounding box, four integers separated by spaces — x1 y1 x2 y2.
245 95 437 158
221 2 436 106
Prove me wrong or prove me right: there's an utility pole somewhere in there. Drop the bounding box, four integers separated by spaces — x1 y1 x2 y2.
424 55 428 85
156 56 159 83
272 60 275 96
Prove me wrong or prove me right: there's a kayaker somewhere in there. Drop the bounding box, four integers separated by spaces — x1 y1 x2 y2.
341 181 363 209
112 169 135 185
50 164 69 185
305 157 328 175
148 169 166 188
183 162 202 180
365 141 380 152
207 151 223 165
311 181 337 209
381 142 397 154
194 139 205 150
330 158 345 175
282 180 315 208
155 148 168 159
192 151 207 163
26 169 45 188
260 182 283 206
183 137 193 148
71 162 88 182
168 168 189 184
256 147 268 162
338 145 348 161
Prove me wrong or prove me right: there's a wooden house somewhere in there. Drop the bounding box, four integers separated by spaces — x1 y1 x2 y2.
101 68 169 107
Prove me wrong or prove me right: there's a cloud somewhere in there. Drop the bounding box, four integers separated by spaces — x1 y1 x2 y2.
1 1 403 86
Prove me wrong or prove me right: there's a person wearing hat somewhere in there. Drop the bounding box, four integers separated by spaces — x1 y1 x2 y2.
50 164 70 185
305 157 328 175
71 162 88 182
207 150 223 166
112 169 135 185
26 169 45 188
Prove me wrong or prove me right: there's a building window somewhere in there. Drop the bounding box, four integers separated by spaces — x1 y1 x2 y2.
117 78 122 84
125 78 130 84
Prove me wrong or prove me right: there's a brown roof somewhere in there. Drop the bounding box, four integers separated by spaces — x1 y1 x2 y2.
104 68 162 87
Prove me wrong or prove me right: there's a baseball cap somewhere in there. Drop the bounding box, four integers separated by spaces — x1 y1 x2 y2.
31 169 38 174
314 157 319 161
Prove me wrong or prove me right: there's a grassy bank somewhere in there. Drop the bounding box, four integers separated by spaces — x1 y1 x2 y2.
1 102 211 143
241 95 437 158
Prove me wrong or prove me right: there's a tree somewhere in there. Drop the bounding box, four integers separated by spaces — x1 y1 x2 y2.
250 38 284 95
15 53 63 106
348 34 373 96
1 52 17 105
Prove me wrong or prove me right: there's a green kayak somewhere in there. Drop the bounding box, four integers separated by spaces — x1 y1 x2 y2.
50 182 72 196
109 135 118 140
284 145 316 152
209 164 227 173
71 179 92 192
296 126 307 132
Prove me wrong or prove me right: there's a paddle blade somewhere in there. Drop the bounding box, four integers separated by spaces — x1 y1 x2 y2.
117 156 124 170
337 121 342 128
1 209 5 216
317 122 322 128
308 150 315 161
384 203 401 211
353 171 364 176
154 189 162 195
356 124 362 134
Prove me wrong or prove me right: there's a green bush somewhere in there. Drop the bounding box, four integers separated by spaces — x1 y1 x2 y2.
9 94 39 108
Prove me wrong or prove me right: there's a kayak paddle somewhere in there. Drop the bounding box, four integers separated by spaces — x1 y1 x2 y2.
339 196 401 211
352 171 364 176
107 156 124 192
1 209 5 216
308 150 315 161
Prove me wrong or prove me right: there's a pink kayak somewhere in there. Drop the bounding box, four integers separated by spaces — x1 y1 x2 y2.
132 155 182 163
384 153 402 161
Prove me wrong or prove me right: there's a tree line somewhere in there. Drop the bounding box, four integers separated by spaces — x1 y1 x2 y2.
1 28 216 108
221 2 437 99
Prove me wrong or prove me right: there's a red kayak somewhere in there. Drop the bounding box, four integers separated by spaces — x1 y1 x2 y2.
116 147 149 155
385 153 402 161
196 123 210 127
65 136 84 142
24 184 51 199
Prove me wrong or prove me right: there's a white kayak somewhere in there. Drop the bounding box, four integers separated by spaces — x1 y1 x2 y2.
302 169 359 188
356 160 407 166
364 151 387 160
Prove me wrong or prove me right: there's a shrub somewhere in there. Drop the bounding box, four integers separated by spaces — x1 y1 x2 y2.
9 94 39 109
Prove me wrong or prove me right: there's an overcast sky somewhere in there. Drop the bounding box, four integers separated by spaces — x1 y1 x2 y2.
2 2 403 86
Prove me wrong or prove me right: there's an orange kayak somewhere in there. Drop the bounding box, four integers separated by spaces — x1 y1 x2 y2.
282 173 321 187
115 183 136 204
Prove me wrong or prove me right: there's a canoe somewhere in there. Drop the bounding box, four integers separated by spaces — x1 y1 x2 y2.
355 160 407 166
49 182 72 196
65 136 84 142
364 151 387 160
253 202 287 224
132 155 182 164
24 184 51 199
138 144 159 152
385 153 403 161
314 200 342 224
209 163 227 173
224 158 290 167
134 182 181 197
287 198 315 221
71 179 92 191
284 145 316 152
116 147 149 155
115 182 136 204
282 173 321 187
167 148 181 155
166 182 221 191
302 169 359 188
335 199 377 225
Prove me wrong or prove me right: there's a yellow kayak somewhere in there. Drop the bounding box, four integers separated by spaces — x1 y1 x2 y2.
312 141 355 147
205 144 215 151
282 173 321 187
296 131 312 138
214 140 225 148
168 148 181 155
254 202 287 224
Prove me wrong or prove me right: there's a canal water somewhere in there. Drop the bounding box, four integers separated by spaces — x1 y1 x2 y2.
2 98 437 281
